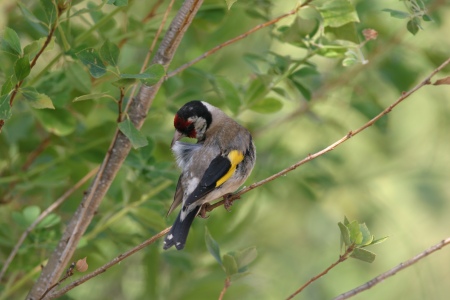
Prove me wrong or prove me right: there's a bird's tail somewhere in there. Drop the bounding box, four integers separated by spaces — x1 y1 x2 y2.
163 205 201 250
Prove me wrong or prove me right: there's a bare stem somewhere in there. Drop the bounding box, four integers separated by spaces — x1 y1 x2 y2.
286 245 356 300
218 277 231 300
334 237 450 300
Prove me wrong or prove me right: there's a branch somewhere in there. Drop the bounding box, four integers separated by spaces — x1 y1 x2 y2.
286 244 356 300
27 1 204 299
48 228 171 298
334 237 450 300
0 168 98 282
206 56 450 211
166 0 314 79
218 277 231 300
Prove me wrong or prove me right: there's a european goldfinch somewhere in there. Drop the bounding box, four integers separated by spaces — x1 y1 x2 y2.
163 101 256 250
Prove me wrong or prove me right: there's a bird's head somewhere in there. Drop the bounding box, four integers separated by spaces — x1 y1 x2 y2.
172 100 213 146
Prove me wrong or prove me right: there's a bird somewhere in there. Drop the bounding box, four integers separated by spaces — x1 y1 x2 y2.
163 100 256 250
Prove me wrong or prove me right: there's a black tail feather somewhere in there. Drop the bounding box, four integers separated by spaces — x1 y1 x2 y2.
163 206 201 250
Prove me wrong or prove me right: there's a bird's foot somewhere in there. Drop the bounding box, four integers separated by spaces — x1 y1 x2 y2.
198 203 211 219
223 193 238 212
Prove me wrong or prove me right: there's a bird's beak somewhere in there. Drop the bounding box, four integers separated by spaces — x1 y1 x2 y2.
171 131 183 148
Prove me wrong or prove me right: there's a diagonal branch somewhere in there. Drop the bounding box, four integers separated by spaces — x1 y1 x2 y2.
26 1 204 299
286 244 356 300
334 237 450 300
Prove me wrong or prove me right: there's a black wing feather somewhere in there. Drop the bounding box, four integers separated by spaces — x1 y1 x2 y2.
185 155 231 207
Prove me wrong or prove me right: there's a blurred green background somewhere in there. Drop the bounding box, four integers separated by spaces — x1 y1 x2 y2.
1 0 450 299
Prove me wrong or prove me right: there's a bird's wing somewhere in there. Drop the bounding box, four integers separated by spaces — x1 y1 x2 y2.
167 175 184 216
184 150 244 207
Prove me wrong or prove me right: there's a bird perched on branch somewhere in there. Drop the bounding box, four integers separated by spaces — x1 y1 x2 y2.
163 100 256 250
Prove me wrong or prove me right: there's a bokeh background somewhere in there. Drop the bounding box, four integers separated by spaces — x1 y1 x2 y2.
1 0 450 299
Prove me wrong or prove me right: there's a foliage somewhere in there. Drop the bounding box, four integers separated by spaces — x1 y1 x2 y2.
0 0 449 299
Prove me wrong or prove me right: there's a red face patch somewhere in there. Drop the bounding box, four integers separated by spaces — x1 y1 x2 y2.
174 114 196 138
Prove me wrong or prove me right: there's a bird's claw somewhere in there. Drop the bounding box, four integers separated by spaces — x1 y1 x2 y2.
198 203 211 219
223 193 238 212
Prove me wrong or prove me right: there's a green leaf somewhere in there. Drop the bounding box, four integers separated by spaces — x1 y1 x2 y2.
0 94 12 120
249 97 283 114
235 247 257 271
100 39 120 67
40 0 57 25
222 253 238 276
407 18 420 35
107 0 128 6
359 223 374 246
342 57 357 67
1 76 14 96
338 222 351 247
348 220 363 244
118 119 148 149
343 216 350 226
23 206 41 224
1 27 22 56
317 0 360 28
14 56 31 81
368 236 389 247
245 76 270 105
36 214 61 229
76 48 107 78
142 64 165 85
382 9 410 19
325 22 359 44
291 80 311 101
21 87 55 109
422 14 433 22
73 92 112 102
66 62 92 93
350 248 376 263
18 2 41 24
34 108 77 136
225 0 238 10
211 76 241 115
112 78 138 87
205 227 222 265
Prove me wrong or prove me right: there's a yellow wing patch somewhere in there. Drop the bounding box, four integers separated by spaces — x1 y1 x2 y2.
216 150 244 187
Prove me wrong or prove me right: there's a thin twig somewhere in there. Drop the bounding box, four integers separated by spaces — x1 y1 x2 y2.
166 0 314 79
207 56 450 211
334 237 450 300
286 245 356 300
218 277 231 300
117 87 125 122
38 263 75 300
0 168 98 282
48 228 171 298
